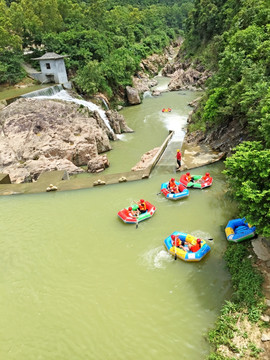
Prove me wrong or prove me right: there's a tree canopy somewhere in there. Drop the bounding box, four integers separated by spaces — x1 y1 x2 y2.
183 0 270 236
0 0 194 94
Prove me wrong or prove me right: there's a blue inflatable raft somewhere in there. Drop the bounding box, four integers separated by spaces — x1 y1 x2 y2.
160 182 189 200
225 218 256 243
164 232 211 262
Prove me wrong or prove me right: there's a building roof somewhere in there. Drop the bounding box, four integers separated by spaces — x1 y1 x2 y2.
32 52 68 61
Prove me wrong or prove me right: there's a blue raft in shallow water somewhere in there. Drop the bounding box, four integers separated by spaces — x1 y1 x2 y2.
225 218 256 243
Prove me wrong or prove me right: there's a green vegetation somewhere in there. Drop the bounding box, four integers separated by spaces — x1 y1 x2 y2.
183 0 270 237
223 142 270 237
183 2 270 358
0 0 194 98
207 243 265 359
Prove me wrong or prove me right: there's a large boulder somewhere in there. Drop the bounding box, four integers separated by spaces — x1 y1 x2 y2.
87 154 110 173
105 110 134 134
0 98 113 182
126 86 141 105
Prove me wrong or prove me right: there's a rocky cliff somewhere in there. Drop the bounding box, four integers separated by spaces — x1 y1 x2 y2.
0 98 133 183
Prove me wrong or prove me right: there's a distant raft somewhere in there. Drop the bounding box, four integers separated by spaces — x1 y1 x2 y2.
161 108 172 112
164 232 211 262
225 218 256 243
118 201 156 224
179 172 213 189
160 181 189 200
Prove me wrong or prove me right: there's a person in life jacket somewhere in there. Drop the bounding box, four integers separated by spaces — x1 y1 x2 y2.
168 178 179 193
202 172 210 182
183 172 194 184
136 199 147 214
171 235 187 251
188 239 202 253
195 172 211 184
128 206 139 217
176 149 182 169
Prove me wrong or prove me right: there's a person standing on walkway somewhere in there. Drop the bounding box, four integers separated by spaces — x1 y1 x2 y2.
176 149 182 169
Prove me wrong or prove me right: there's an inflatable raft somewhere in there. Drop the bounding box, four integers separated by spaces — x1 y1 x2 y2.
162 108 172 112
225 218 256 243
179 173 213 189
118 201 156 224
160 181 189 200
164 232 211 262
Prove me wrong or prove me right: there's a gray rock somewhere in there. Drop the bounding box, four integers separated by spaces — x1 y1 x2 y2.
261 333 270 342
126 86 141 105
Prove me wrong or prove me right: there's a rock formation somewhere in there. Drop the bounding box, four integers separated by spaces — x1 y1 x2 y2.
0 98 132 182
126 86 141 105
131 148 160 171
105 110 134 133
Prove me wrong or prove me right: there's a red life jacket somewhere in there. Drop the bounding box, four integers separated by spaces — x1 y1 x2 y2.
178 184 186 192
172 238 180 247
190 243 200 252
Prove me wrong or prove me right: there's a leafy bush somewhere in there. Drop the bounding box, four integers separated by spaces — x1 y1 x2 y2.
0 50 25 85
223 141 270 236
224 243 263 310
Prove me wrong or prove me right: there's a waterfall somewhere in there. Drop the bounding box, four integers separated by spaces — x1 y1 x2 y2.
27 88 113 133
21 85 63 98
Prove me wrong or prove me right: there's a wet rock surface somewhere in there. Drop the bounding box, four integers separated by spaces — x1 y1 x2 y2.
0 98 132 182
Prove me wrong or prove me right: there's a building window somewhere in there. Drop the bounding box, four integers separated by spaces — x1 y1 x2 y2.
46 63 51 69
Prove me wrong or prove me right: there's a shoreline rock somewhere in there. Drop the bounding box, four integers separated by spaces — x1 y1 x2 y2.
0 98 132 183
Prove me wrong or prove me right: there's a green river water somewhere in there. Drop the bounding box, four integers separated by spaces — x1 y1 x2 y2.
0 78 235 360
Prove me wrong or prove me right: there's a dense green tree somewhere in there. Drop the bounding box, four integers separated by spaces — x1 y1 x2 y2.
223 141 270 236
0 0 21 51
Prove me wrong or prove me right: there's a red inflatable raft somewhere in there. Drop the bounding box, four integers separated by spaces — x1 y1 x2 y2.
179 172 213 189
118 201 156 224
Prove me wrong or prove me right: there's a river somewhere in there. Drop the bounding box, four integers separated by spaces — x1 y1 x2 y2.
0 77 234 360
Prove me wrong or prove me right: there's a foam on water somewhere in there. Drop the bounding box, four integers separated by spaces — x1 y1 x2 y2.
140 247 173 269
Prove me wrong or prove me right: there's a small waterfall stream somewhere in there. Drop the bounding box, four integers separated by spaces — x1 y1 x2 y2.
22 85 113 133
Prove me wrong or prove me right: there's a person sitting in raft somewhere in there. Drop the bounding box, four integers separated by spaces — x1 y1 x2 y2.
202 172 210 182
168 178 179 193
171 235 187 251
136 199 147 214
194 172 211 184
128 206 139 217
188 239 202 252
182 172 194 183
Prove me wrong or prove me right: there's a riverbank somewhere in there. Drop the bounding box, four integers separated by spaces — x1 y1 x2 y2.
207 237 270 360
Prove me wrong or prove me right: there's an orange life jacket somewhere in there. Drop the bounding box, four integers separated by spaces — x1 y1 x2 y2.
139 202 147 211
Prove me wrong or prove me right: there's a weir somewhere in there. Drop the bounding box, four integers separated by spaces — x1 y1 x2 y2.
0 131 174 196
21 84 64 98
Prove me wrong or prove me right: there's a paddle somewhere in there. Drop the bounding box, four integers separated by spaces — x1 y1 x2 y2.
173 238 177 260
136 217 138 229
174 243 177 260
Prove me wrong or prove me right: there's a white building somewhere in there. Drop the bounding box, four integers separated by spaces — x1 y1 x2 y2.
31 52 71 88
